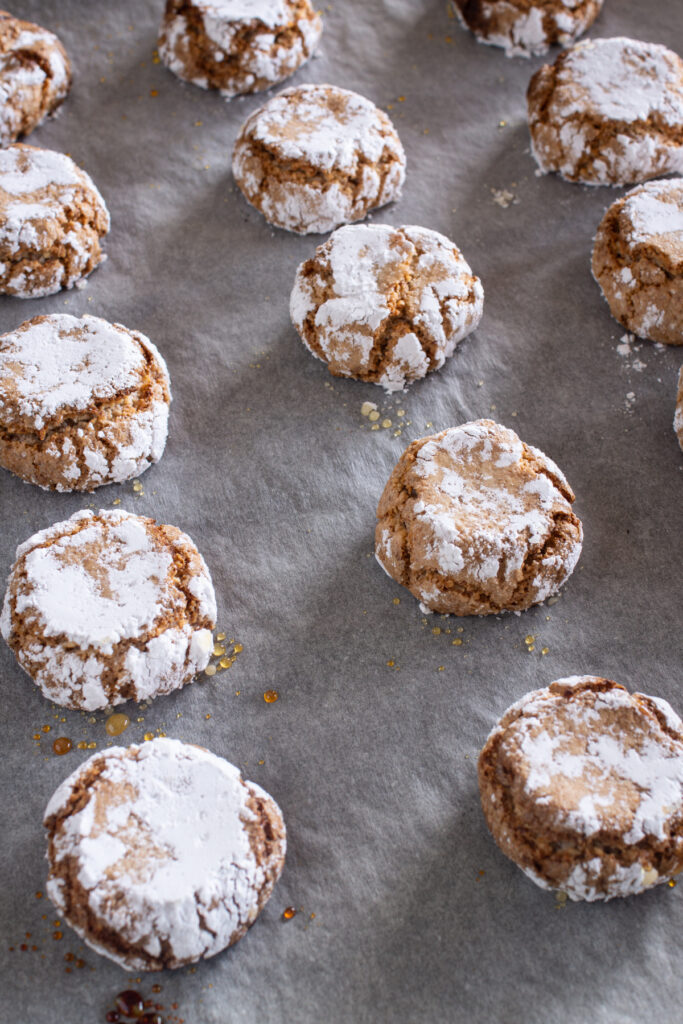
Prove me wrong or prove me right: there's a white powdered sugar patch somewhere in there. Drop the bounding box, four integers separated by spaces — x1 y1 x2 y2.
44 738 285 969
1 509 216 710
0 19 70 146
492 677 683 899
621 179 683 244
455 0 603 58
290 223 483 390
0 144 85 197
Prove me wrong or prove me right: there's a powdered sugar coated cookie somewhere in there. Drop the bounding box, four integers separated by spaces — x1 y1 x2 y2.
0 10 71 145
452 0 603 58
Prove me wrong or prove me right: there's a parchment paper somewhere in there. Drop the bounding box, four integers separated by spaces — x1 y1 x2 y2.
1 2 682 1022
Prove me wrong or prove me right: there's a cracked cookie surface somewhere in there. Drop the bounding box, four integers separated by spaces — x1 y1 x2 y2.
479 676 683 901
591 178 683 345
0 508 216 710
0 143 109 297
527 37 683 185
0 9 71 145
452 0 602 58
159 0 321 98
290 223 484 391
0 313 171 490
375 419 582 615
232 83 406 234
44 737 286 970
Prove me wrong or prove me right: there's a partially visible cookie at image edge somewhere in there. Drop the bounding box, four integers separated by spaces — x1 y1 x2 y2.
232 83 406 234
451 0 603 58
0 508 216 711
479 676 683 901
0 9 71 146
0 313 171 491
159 0 322 98
44 737 286 970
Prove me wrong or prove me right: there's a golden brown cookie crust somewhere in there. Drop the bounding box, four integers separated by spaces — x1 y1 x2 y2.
479 676 683 901
159 0 321 97
527 37 683 186
591 179 683 345
232 83 406 234
375 420 582 616
0 314 171 491
0 9 71 145
452 0 602 58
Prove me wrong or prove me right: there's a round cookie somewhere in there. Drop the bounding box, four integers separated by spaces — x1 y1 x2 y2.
0 509 216 711
0 143 109 298
44 737 286 970
591 179 683 345
675 366 683 452
0 314 171 491
479 676 683 901
232 83 406 234
290 223 484 391
451 0 603 59
375 419 582 615
527 37 683 186
158 0 322 98
0 10 71 146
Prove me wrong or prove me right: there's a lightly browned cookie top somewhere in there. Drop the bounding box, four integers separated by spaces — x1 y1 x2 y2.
451 0 603 58
44 737 286 970
592 178 683 345
0 313 171 491
479 676 683 901
232 82 406 234
159 0 322 98
0 9 71 146
375 420 582 615
527 37 683 186
290 223 484 391
0 508 217 711
0 143 110 298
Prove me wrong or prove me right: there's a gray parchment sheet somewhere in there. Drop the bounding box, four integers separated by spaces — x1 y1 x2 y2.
1 2 682 1022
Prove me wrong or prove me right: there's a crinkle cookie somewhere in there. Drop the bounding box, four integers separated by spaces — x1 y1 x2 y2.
44 738 286 970
527 37 683 186
0 143 109 297
159 0 322 98
290 224 484 392
591 179 683 345
676 366 683 452
0 509 216 711
375 419 582 615
232 83 406 234
479 676 683 901
0 10 71 146
0 314 171 491
451 0 603 58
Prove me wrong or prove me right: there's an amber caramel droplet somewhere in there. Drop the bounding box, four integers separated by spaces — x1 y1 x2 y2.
115 990 145 1017
42 724 51 733
233 642 243 653
35 891 43 899
669 879 676 888
151 984 162 994
106 713 130 737
144 732 154 742
282 906 296 920
77 741 88 750
53 931 62 940
263 690 279 703
53 737 72 756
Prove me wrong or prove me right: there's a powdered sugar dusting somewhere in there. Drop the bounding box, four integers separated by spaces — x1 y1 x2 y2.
44 738 285 969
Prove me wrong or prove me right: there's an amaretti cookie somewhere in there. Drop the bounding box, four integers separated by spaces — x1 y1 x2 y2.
0 314 171 491
232 83 406 234
591 179 683 345
479 676 683 901
0 509 216 710
158 0 322 98
451 0 603 59
290 223 484 391
0 10 71 146
527 37 683 186
675 367 683 451
0 143 109 297
44 738 286 970
375 420 582 615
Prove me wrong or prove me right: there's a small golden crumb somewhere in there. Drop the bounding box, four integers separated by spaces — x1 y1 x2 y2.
398 95 405 101
77 741 87 750
397 409 405 417
392 597 400 605
216 632 226 641
105 713 129 737
42 724 51 733
541 647 549 655
204 664 217 677
432 627 441 635
368 409 380 422
386 660 395 667
371 424 380 431
527 645 535 653
283 906 296 920
361 401 376 417
452 639 463 646
525 635 535 644
87 741 96 749
233 642 243 653
438 666 445 672
194 119 202 126
150 88 158 97
381 418 392 429
498 120 507 128
213 644 225 657
235 691 241 696
133 481 142 492
112 498 121 505
143 732 154 741
263 689 279 703
669 879 676 888
220 656 234 669
205 714 211 720
35 892 43 899
32 733 41 741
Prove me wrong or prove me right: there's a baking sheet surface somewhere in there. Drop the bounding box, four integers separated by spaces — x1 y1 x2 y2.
1 1 682 1022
